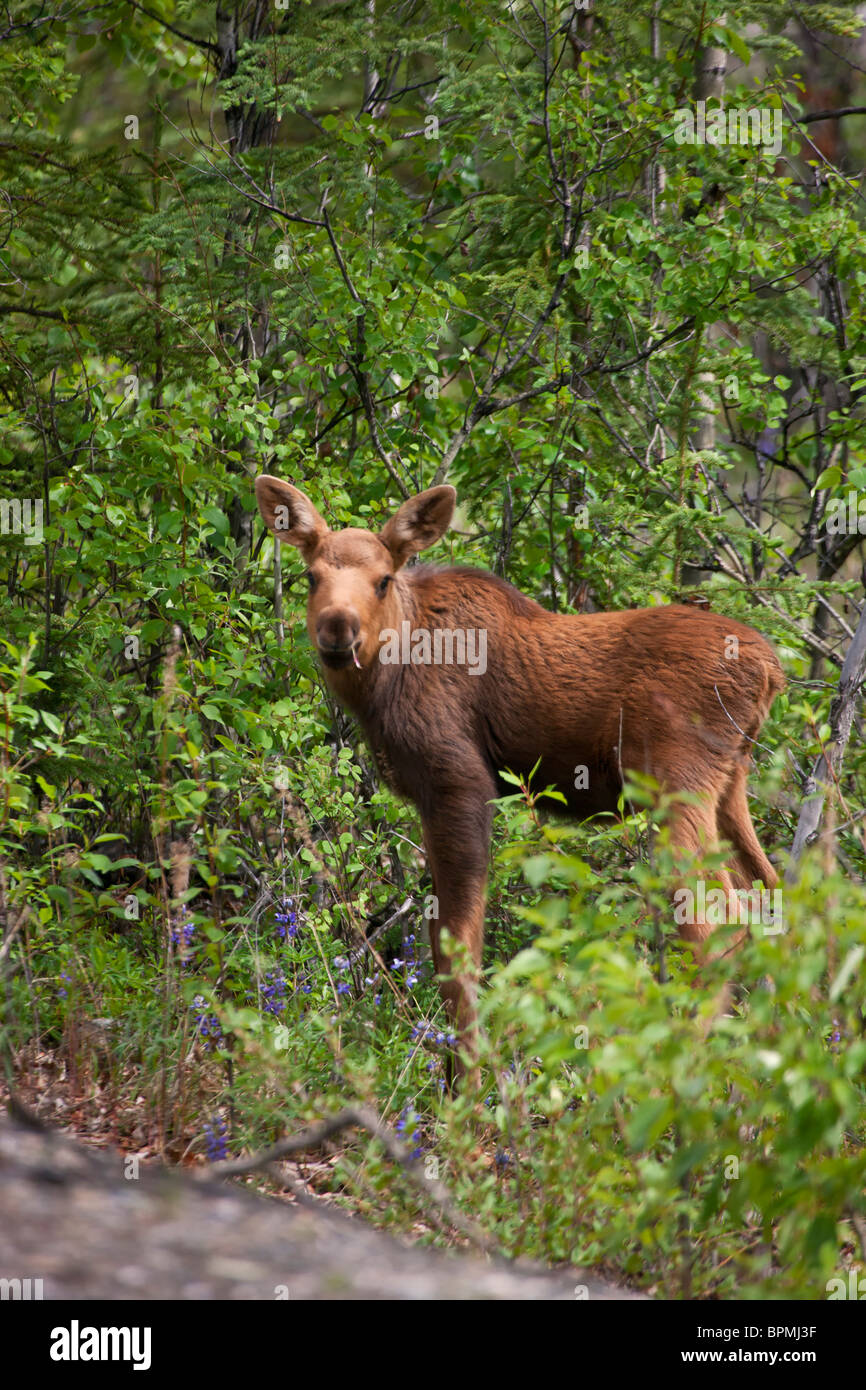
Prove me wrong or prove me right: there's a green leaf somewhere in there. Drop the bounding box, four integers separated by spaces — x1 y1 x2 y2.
625 1097 672 1149
829 945 865 1003
804 1214 837 1264
722 27 751 64
813 465 841 493
202 506 229 535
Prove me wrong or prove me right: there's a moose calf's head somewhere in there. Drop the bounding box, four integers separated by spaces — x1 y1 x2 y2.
255 475 456 672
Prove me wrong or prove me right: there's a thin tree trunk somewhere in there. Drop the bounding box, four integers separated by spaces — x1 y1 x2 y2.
788 600 866 875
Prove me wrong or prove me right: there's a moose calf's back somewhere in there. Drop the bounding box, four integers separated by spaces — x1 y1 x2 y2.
345 565 782 821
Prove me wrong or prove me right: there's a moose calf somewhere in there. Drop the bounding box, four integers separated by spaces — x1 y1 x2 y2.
256 476 783 1072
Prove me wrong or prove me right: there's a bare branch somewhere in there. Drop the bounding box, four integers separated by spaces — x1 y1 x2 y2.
206 1104 497 1254
787 601 866 875
125 0 219 53
321 203 411 496
801 106 866 125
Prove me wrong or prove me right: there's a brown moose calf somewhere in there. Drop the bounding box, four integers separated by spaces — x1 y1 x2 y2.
256 476 783 1072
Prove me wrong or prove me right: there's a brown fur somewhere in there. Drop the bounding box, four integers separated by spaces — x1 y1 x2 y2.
255 477 784 1071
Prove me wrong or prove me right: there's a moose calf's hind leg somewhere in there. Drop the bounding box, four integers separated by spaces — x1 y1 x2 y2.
667 797 737 951
717 764 778 891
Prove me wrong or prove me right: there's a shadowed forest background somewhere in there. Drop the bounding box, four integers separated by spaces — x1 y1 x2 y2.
2 0 866 1299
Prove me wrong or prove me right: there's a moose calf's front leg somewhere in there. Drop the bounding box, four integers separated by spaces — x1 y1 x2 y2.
421 781 494 1082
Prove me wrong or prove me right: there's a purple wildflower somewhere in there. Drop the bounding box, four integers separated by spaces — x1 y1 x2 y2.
171 908 196 967
395 1106 424 1160
275 897 300 940
192 994 224 1050
204 1116 228 1162
409 1022 455 1048
259 969 288 1017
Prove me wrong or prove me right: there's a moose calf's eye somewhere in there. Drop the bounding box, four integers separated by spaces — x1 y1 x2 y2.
375 575 392 598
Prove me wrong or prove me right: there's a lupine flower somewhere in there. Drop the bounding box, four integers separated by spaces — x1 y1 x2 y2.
409 1022 456 1048
204 1116 228 1162
274 897 300 940
390 946 423 991
192 994 224 1050
337 980 351 996
58 970 73 999
395 1106 424 1160
171 909 196 968
171 909 195 949
259 968 288 1017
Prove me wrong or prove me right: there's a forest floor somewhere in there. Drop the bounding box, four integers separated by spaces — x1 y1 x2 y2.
0 1058 647 1300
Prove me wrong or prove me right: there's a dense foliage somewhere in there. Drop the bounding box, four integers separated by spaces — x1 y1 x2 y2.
2 0 866 1297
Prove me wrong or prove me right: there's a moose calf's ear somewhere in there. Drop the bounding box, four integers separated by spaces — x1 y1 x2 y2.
255 475 329 559
379 485 457 569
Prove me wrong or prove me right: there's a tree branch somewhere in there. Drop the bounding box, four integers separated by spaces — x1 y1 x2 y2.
125 0 219 53
321 203 411 496
431 316 696 484
787 601 866 875
206 1104 497 1254
801 106 866 124
0 302 67 320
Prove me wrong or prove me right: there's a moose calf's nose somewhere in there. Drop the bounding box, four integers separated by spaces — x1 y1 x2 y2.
316 608 360 652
